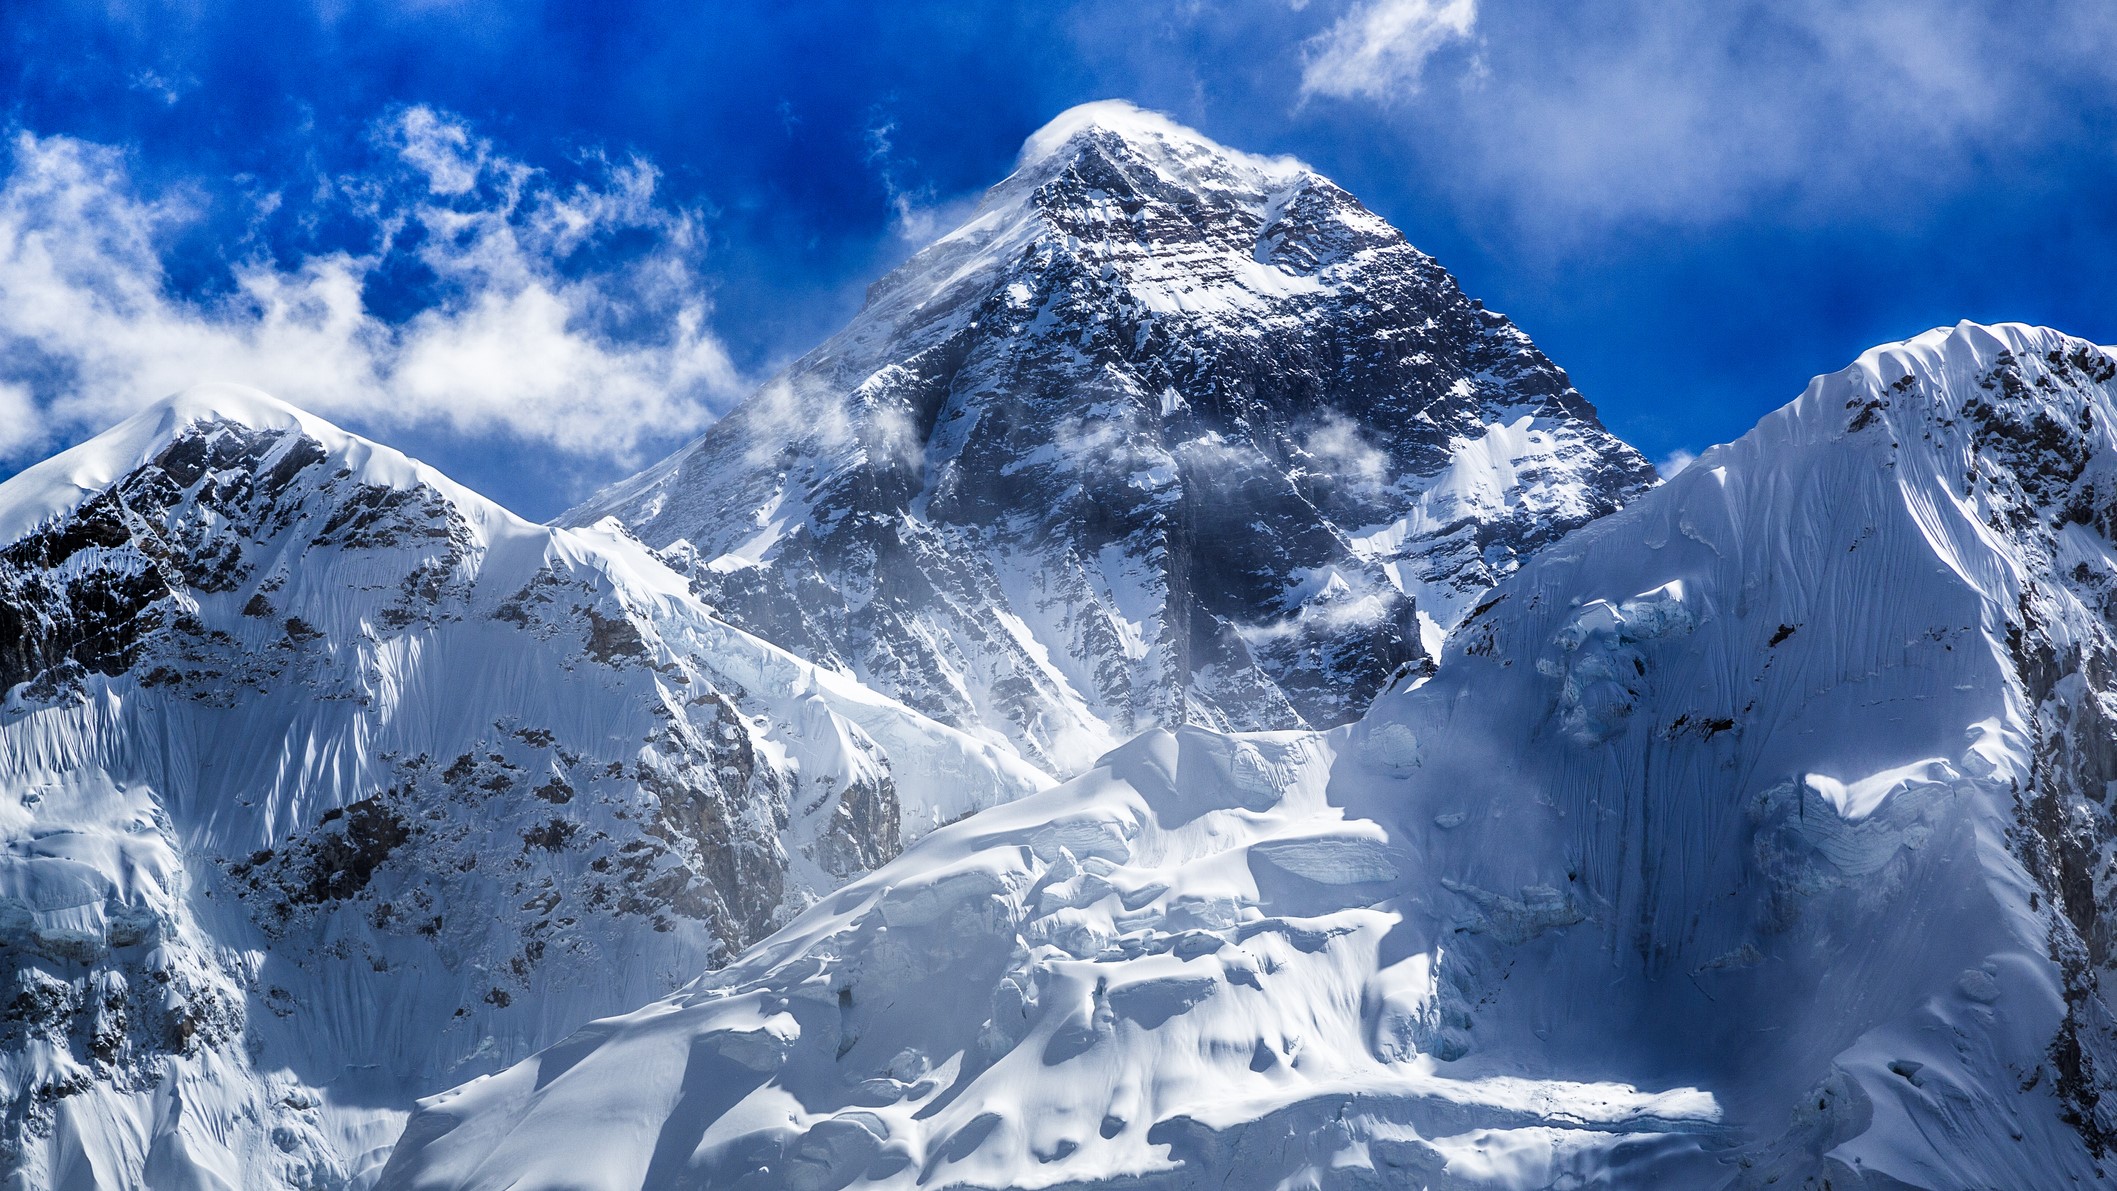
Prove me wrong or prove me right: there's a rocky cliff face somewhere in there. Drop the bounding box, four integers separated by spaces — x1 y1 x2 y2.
567 102 1655 775
0 388 1047 1189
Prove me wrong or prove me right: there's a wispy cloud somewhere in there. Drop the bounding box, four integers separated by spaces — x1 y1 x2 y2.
864 115 943 242
0 107 741 463
126 69 192 107
1300 411 1389 486
1391 0 2117 238
1274 0 2117 245
861 109 992 251
1299 0 1478 102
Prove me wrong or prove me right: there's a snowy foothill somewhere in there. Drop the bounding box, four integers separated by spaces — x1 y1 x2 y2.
382 727 1730 1190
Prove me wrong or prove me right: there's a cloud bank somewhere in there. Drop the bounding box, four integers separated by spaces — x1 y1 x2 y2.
1285 0 2117 239
0 106 741 463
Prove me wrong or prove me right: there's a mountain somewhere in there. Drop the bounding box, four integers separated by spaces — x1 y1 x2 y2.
565 101 1656 776
386 322 2117 1188
0 387 1048 1189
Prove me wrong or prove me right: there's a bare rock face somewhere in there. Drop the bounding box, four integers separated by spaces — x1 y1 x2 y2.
568 102 1655 775
0 388 1047 1189
1926 337 2117 1150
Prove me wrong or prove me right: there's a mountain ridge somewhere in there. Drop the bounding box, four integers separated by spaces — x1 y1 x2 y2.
0 384 1049 1188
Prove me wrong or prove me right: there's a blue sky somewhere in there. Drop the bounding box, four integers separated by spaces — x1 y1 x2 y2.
3 0 2116 516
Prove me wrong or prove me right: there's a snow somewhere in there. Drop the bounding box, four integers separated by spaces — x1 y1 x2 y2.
1350 415 1624 631
382 728 1726 1189
38 118 2111 1191
386 321 2117 1188
1014 101 1310 187
560 102 1651 774
0 389 1053 1187
1800 759 1960 822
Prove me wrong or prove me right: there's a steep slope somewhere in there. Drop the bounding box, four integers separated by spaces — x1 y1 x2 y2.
382 727 1727 1191
0 387 1049 1189
566 101 1655 775
387 322 2117 1188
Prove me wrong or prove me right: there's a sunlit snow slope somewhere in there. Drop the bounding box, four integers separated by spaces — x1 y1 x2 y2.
0 387 1049 1189
566 101 1654 776
388 322 2117 1188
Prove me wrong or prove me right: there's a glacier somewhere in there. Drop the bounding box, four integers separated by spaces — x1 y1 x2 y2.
383 322 2117 1189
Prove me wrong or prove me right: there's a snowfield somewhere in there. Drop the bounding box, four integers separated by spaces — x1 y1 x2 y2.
382 321 2117 1188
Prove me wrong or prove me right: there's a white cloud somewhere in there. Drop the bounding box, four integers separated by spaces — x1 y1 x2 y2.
1300 0 1479 102
1656 449 1696 479
0 380 42 456
387 105 492 197
1301 411 1388 484
127 69 192 107
0 107 742 463
1265 0 2117 243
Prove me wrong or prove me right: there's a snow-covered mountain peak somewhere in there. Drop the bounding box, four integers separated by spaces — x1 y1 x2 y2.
568 104 1654 776
1835 318 2096 390
0 383 504 550
1669 319 2117 555
0 385 1053 1187
1785 319 2112 438
1005 99 1312 206
929 102 1364 327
